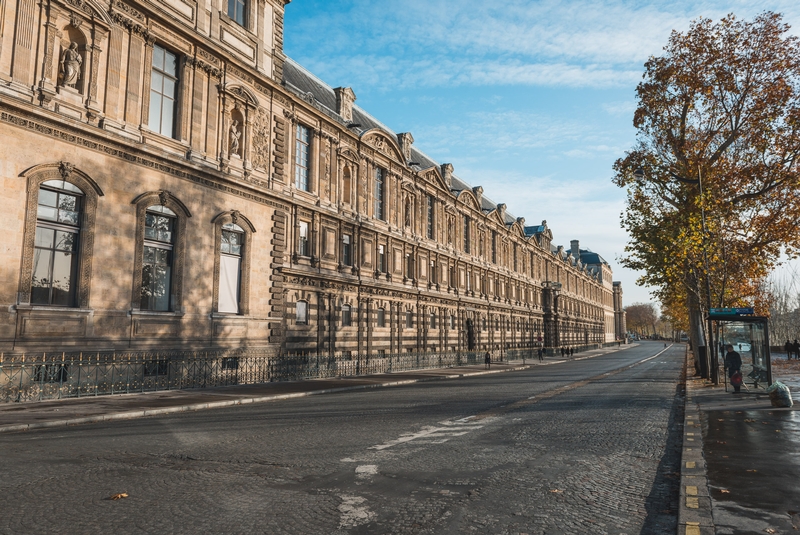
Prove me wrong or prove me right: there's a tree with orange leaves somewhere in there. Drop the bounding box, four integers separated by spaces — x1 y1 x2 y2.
613 12 800 363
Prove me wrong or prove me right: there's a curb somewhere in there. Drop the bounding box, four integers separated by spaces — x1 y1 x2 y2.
0 363 533 434
679 348 715 535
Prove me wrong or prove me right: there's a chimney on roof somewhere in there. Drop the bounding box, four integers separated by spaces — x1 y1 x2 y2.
571 240 580 259
397 132 414 162
472 186 483 206
334 87 356 122
497 203 506 220
441 163 454 188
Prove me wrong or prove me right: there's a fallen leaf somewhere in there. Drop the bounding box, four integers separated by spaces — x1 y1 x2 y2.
549 489 562 493
747 470 757 472
765 529 777 534
721 489 730 494
108 493 128 500
718 419 725 422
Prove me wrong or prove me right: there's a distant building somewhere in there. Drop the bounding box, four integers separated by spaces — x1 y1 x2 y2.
0 0 622 358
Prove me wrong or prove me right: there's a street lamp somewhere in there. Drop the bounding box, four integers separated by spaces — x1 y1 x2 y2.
632 167 718 384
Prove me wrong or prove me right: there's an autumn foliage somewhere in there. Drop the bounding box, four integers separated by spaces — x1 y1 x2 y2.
613 12 800 331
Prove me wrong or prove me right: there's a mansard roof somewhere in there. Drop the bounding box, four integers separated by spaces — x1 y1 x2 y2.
283 58 598 260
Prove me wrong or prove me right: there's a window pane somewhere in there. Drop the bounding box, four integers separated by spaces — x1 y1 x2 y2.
151 71 163 92
54 230 77 252
149 92 162 131
219 255 241 314
35 226 55 249
50 250 76 306
161 97 174 137
152 45 165 70
163 77 176 99
38 189 58 208
31 248 53 304
37 205 58 221
164 49 177 76
58 209 79 226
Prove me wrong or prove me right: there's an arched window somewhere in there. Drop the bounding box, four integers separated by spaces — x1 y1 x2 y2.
377 308 385 327
131 191 191 313
140 205 176 311
342 166 352 205
405 311 413 329
212 211 255 315
31 180 84 306
19 163 103 311
430 312 437 329
341 304 352 327
219 223 244 314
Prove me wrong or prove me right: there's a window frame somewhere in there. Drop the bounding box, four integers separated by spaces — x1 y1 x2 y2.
342 233 352 266
296 300 308 325
31 181 84 307
341 304 352 327
295 124 311 192
140 205 176 312
227 0 247 27
426 195 434 239
148 44 180 139
18 163 103 310
298 220 310 257
130 191 191 313
212 211 255 316
376 308 385 328
374 166 385 220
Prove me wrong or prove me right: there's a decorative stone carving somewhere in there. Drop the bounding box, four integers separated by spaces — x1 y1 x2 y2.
334 86 356 122
397 132 414 162
59 161 75 179
441 163 454 189
251 108 269 170
60 42 82 88
229 119 241 157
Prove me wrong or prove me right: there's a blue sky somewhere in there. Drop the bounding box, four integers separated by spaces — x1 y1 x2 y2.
283 0 800 307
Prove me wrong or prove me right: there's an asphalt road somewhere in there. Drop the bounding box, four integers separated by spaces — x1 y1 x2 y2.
1 342 684 535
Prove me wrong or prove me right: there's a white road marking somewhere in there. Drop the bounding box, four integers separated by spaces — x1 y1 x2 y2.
338 495 376 528
355 465 378 480
369 417 488 450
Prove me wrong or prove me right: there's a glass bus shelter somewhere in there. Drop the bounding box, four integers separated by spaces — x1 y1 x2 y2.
708 312 772 391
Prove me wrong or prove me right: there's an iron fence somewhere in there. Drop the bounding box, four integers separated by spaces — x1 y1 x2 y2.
0 349 482 403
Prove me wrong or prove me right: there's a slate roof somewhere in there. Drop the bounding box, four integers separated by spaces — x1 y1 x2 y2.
282 59 604 263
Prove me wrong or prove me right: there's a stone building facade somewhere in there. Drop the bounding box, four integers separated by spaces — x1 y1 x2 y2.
0 0 623 358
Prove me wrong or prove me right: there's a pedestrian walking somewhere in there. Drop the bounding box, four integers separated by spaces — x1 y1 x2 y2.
793 340 800 360
484 351 491 369
538 347 544 362
560 347 565 358
569 347 574 357
724 344 743 393
785 340 792 360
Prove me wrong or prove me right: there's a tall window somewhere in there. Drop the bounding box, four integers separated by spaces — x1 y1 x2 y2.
298 221 309 256
374 167 385 220
405 253 414 279
31 180 83 306
227 0 247 26
341 304 352 327
426 195 434 239
377 308 385 327
296 300 308 324
466 270 471 291
148 45 179 138
430 312 437 329
430 260 437 284
491 231 497 263
463 216 470 253
450 315 456 330
141 205 176 311
406 311 413 329
342 233 352 266
378 244 386 273
295 124 311 191
218 223 244 314
342 166 352 204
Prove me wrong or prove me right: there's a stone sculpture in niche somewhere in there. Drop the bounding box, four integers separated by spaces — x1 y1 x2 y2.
60 42 82 88
229 120 241 157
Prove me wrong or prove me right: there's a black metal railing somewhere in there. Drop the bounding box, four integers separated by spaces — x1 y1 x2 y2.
0 349 483 403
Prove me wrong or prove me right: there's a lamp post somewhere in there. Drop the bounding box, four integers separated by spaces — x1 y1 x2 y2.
542 281 562 350
633 167 718 384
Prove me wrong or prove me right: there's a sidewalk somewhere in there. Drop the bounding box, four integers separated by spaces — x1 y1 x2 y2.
0 344 633 434
679 350 800 535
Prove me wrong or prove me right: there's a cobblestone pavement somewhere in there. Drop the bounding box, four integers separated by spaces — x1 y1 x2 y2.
0 342 684 534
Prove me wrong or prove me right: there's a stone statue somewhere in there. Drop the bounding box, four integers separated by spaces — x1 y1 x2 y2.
229 119 241 157
60 42 82 88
